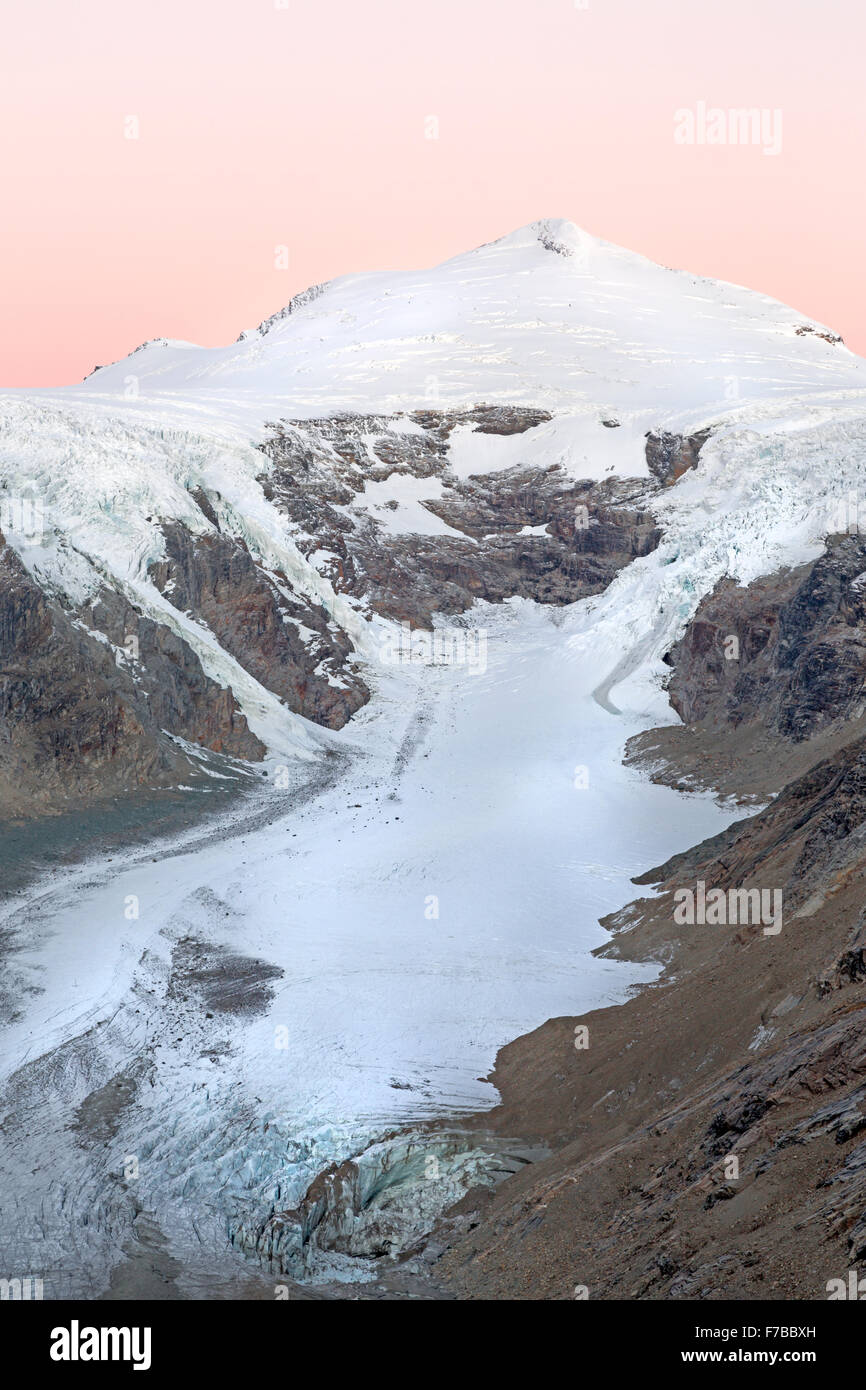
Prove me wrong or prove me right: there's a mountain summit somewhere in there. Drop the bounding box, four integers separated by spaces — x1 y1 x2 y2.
73 219 863 432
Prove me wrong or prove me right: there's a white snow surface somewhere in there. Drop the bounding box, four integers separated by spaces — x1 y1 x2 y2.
66 218 866 430
341 473 469 538
6 216 866 451
2 219 866 1291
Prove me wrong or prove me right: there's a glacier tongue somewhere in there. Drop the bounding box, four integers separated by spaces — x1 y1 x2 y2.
0 598 737 1295
2 394 866 1289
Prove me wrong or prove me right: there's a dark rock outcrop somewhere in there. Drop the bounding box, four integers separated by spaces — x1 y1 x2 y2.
0 533 262 817
645 428 711 486
261 409 661 627
149 524 367 729
627 534 866 800
664 535 866 740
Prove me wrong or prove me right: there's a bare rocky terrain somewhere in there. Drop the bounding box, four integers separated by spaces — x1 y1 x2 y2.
260 406 661 626
0 534 263 817
627 532 866 800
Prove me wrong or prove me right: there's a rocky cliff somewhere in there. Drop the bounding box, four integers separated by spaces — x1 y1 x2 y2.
0 533 263 817
261 407 661 627
627 534 866 801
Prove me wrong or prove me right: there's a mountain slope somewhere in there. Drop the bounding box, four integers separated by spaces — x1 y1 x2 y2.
74 217 865 437
1 218 865 818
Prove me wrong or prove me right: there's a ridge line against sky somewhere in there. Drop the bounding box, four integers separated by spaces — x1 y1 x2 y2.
2 0 864 386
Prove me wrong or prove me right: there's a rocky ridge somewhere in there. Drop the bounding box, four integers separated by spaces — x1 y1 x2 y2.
628 533 866 800
0 533 263 817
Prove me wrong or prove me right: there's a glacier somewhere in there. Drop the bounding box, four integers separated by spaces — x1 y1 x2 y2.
1 218 866 1293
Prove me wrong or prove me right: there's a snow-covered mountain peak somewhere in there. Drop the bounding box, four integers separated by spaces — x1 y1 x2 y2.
48 219 862 436
3 220 865 769
479 216 602 260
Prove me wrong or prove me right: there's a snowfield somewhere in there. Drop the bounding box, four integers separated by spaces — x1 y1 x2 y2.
2 219 866 1292
68 217 866 428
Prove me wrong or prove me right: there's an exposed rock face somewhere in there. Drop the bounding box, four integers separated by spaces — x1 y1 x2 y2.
0 534 262 817
665 535 866 739
796 323 844 346
627 534 866 800
329 474 660 627
426 729 866 1300
645 428 711 486
149 523 368 729
242 282 330 340
261 408 661 627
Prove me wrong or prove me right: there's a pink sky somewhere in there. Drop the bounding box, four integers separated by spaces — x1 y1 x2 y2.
2 0 864 386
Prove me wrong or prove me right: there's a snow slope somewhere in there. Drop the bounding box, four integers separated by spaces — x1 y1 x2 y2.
87 219 865 405
2 217 864 757
11 216 866 443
